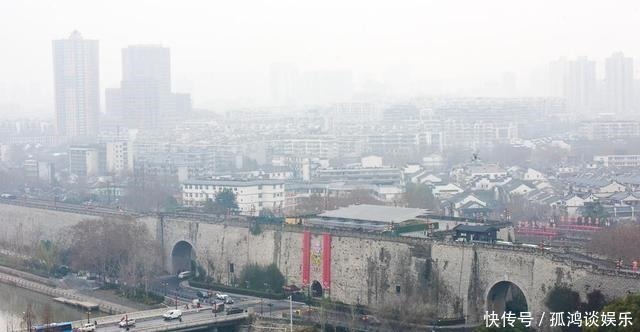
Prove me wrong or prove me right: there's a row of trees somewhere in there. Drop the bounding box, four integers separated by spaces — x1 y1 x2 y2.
589 223 640 262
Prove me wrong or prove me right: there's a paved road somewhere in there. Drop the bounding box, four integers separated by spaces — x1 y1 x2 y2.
74 309 248 332
151 275 300 314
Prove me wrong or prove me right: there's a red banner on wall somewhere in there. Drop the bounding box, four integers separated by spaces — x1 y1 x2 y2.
322 233 331 290
302 231 310 285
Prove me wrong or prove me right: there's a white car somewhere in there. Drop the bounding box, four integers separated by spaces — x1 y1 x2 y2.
162 309 183 320
178 271 192 279
216 293 234 304
119 319 135 328
78 323 97 332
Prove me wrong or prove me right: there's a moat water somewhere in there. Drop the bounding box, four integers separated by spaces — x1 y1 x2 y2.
0 283 101 332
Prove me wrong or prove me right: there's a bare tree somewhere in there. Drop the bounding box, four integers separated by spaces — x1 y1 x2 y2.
589 224 640 262
505 195 551 222
21 302 35 332
67 217 162 284
375 296 437 332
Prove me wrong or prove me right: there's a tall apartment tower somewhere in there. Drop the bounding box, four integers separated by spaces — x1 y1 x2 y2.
107 45 190 128
548 57 596 114
605 52 635 114
269 62 298 106
566 57 596 113
52 31 100 138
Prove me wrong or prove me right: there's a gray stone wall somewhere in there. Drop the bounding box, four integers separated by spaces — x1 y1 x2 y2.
1 203 640 325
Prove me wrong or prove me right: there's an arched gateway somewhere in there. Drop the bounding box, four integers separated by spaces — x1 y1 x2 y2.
171 240 195 275
486 281 528 316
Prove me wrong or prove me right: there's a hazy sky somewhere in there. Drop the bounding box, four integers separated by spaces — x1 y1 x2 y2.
1 0 640 115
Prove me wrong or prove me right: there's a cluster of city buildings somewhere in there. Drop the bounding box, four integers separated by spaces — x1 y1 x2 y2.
4 31 640 221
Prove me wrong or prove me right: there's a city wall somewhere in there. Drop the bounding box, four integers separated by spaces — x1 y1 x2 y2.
1 202 639 324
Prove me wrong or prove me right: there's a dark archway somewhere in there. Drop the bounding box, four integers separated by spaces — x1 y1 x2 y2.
486 281 528 316
171 241 195 275
311 280 323 298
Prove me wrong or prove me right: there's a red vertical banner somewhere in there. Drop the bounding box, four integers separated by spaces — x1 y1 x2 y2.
322 233 331 290
302 231 311 286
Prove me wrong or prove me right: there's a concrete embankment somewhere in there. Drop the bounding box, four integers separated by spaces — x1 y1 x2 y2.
0 266 137 314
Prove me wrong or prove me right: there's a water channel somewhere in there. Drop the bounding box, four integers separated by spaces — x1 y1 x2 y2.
0 283 102 332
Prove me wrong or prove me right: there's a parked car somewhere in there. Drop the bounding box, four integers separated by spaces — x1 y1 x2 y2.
78 323 97 332
162 309 183 320
178 271 192 279
226 307 244 315
118 319 135 328
0 194 16 199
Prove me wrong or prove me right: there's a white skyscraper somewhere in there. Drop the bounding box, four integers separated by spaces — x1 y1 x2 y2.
605 52 635 114
52 31 100 138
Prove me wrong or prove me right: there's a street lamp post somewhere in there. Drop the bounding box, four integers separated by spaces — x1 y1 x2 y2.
86 309 91 324
289 295 293 332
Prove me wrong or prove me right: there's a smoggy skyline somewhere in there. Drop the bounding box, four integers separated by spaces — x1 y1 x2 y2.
2 0 640 116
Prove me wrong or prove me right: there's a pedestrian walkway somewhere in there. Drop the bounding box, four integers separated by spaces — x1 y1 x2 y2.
0 268 137 314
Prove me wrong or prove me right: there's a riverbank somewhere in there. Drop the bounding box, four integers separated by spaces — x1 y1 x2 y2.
0 266 138 314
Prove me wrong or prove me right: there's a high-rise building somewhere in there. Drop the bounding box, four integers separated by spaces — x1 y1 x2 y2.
52 31 100 138
605 52 635 114
548 57 596 113
565 57 596 113
269 63 298 106
548 57 567 97
107 45 191 128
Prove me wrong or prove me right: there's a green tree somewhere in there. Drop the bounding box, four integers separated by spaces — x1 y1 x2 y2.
545 285 582 332
585 294 640 332
162 196 180 212
545 286 581 313
404 183 439 210
216 189 238 210
239 263 285 293
582 202 608 221
582 290 606 313
475 321 528 332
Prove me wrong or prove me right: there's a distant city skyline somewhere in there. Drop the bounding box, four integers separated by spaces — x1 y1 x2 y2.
3 1 640 116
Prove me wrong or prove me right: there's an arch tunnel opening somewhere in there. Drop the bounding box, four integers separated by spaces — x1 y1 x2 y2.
487 281 528 316
171 241 195 275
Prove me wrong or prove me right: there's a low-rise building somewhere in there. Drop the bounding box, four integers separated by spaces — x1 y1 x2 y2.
594 155 640 168
182 179 285 216
69 145 104 177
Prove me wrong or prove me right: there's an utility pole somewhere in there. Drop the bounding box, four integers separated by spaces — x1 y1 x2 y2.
289 295 293 332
